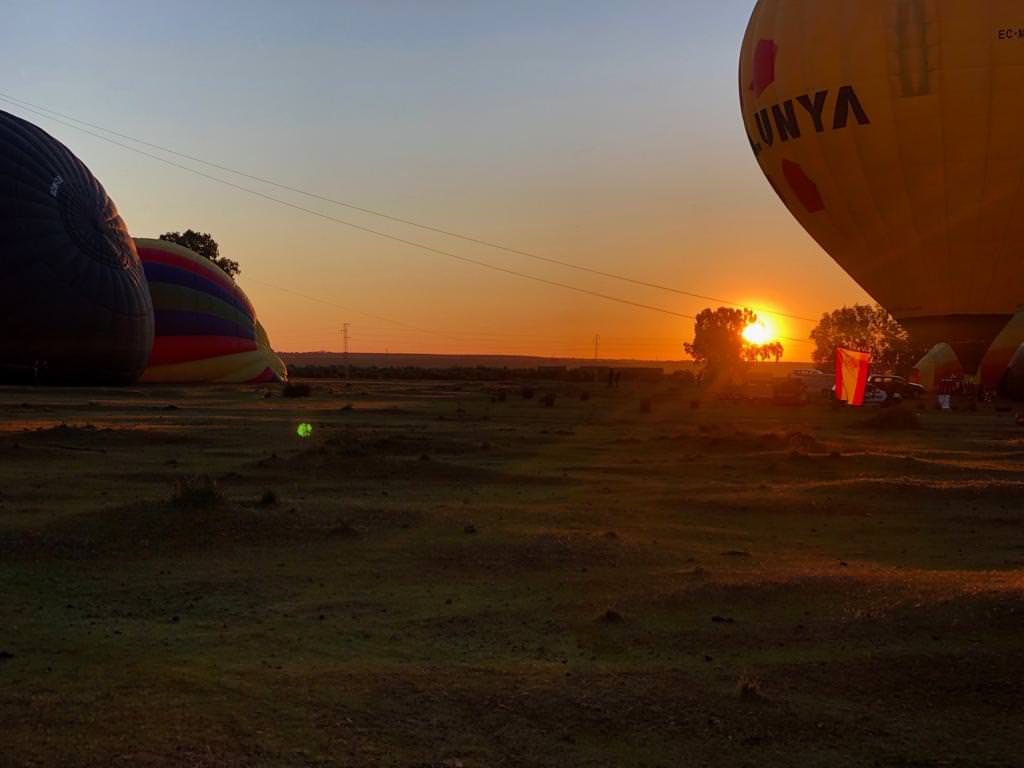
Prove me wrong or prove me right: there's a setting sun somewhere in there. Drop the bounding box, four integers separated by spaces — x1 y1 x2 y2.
742 320 775 346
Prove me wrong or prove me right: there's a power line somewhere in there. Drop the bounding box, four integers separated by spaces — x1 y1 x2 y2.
0 90 819 325
1 100 710 323
240 276 470 346
0 96 814 348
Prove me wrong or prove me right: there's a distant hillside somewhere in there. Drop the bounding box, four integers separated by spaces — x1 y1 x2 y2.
280 352 813 375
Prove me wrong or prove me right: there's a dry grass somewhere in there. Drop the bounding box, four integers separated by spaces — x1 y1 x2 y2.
0 380 1021 767
282 381 313 398
169 475 224 508
861 405 921 430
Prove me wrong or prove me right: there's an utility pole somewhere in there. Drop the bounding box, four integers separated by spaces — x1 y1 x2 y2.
593 334 601 362
341 323 350 380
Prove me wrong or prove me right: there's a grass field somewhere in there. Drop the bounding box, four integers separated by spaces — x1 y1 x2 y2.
1 380 1022 767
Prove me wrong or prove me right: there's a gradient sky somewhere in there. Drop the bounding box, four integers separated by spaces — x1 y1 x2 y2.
2 0 871 360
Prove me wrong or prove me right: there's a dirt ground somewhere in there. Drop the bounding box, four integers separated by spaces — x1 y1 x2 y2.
1 379 1022 767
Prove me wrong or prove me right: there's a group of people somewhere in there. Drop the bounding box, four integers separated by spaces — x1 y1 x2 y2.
934 376 994 411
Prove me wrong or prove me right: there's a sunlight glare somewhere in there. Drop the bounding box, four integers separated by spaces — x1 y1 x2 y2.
742 320 775 346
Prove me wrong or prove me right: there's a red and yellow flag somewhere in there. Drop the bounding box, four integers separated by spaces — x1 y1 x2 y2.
835 348 870 406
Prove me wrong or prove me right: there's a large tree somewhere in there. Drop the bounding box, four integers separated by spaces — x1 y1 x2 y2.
158 230 240 278
685 307 785 378
809 304 923 373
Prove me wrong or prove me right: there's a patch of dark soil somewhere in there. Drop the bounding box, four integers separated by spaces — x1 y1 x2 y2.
280 443 543 487
0 496 384 559
295 669 862 767
686 429 829 455
171 476 225 509
799 478 1024 512
282 382 313 398
861 407 921 431
841 591 1024 647
323 432 483 457
328 520 361 538
4 423 192 449
772 643 1024 721
737 675 766 703
426 532 638 573
256 490 279 507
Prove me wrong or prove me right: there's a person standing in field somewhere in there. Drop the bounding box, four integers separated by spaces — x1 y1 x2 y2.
937 377 954 411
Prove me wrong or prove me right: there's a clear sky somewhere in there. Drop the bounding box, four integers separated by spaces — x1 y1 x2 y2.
2 0 870 360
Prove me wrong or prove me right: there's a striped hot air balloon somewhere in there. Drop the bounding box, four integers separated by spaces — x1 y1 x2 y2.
740 0 1024 373
0 110 153 384
135 238 286 384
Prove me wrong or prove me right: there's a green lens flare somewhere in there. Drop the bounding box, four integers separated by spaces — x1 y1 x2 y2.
297 423 313 438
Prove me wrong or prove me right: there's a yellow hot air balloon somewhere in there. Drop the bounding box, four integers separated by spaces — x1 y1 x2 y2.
912 343 963 392
740 0 1024 371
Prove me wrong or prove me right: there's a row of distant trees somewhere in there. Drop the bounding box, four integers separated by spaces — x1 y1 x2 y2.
685 304 924 379
157 229 920 378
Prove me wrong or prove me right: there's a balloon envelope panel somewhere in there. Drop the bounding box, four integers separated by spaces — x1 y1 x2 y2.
0 110 153 384
136 238 286 384
740 1 1024 369
1005 345 1024 400
912 343 963 392
978 308 1024 391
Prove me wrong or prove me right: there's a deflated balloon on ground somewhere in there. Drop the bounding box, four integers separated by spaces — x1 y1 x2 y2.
136 238 286 384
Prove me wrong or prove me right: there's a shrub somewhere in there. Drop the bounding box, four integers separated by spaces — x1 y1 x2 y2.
171 475 224 508
737 675 766 702
861 406 920 430
521 386 535 400
541 393 556 408
282 382 312 398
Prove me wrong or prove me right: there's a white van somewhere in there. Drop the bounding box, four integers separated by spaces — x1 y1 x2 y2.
790 368 833 398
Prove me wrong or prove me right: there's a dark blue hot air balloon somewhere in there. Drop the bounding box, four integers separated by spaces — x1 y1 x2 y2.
0 110 153 385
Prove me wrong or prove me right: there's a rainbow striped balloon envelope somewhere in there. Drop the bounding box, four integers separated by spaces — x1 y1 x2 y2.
135 238 286 384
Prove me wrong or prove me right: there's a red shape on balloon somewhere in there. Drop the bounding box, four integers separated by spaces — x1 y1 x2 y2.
750 39 778 98
782 160 825 213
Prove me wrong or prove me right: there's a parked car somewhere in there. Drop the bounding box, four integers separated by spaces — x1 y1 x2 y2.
831 382 889 405
862 383 890 404
868 374 925 399
790 368 833 398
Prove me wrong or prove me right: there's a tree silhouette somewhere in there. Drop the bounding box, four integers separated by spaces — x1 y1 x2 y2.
810 304 922 374
158 230 240 278
685 307 785 379
745 340 785 363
